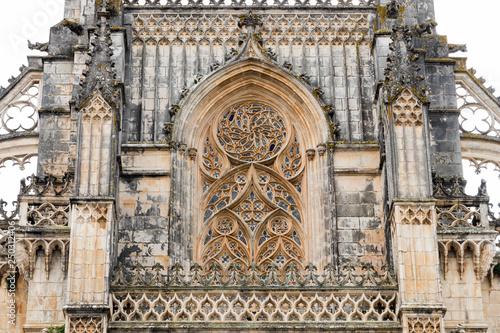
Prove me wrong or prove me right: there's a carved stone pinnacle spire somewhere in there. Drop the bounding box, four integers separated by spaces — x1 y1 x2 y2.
77 11 119 110
384 25 425 100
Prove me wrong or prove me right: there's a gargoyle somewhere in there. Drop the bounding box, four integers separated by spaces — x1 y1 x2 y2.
28 40 49 52
448 44 467 54
413 19 438 36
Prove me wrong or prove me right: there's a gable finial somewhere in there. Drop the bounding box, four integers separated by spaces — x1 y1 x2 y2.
384 25 426 100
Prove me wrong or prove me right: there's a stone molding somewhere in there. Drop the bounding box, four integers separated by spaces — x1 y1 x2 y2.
111 290 398 323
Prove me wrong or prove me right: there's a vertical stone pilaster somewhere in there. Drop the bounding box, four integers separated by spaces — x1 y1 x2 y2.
67 202 113 304
391 201 445 333
387 89 432 198
76 94 114 197
392 202 441 304
65 201 113 333
382 23 446 332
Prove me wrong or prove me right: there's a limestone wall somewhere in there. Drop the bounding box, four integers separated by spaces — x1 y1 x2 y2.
0 273 28 333
117 146 172 268
482 272 500 332
123 10 377 143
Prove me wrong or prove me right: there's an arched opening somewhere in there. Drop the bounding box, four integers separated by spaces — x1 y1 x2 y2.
170 58 333 269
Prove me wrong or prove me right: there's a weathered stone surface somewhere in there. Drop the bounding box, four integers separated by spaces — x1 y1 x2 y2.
1 1 499 332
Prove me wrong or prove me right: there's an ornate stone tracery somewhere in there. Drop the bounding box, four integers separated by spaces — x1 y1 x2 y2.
0 80 39 135
111 290 397 323
68 316 104 333
407 317 442 333
392 88 424 127
456 82 500 139
398 205 433 225
217 104 286 162
199 102 305 272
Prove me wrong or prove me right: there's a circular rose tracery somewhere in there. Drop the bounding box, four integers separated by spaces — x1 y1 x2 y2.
216 103 286 162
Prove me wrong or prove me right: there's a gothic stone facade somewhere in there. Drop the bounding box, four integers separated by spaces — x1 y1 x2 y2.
0 0 500 332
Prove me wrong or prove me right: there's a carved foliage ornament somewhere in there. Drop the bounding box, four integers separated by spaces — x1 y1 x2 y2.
124 0 376 7
78 11 119 110
0 200 19 222
398 205 432 225
432 175 468 198
199 103 305 273
384 25 425 100
20 173 73 196
112 260 398 287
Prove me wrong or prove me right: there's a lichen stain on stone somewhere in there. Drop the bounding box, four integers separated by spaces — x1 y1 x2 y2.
118 244 142 262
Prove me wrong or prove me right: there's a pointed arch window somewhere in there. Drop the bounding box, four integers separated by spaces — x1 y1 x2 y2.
198 103 306 273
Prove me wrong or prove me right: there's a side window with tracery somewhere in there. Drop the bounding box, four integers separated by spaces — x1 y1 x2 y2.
0 79 40 223
0 80 40 135
198 103 306 273
462 158 500 220
0 155 38 222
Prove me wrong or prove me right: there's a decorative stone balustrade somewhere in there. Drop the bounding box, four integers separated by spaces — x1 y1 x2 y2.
25 202 70 226
436 204 483 228
111 290 398 323
122 0 376 7
111 262 398 324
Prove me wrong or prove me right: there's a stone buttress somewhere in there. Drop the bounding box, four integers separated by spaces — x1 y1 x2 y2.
1 0 499 332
